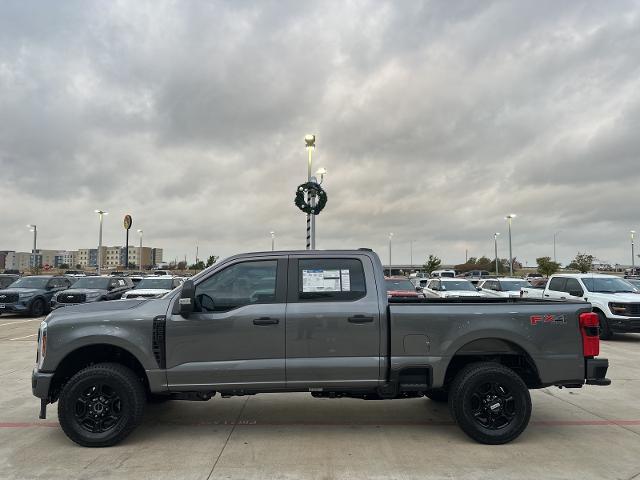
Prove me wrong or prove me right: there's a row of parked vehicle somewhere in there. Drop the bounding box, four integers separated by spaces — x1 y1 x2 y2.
0 273 185 317
385 271 640 339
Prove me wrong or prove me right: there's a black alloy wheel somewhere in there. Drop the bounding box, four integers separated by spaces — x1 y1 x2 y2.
448 362 531 444
58 363 145 447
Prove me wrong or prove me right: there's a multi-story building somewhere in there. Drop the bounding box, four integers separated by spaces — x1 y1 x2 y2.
5 252 32 272
0 250 13 270
54 251 76 268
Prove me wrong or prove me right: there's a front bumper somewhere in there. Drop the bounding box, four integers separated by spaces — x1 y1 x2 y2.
606 315 640 332
32 367 54 400
0 302 29 313
585 358 611 386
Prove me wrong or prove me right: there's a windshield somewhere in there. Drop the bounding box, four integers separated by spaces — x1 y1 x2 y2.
500 281 531 291
71 277 111 289
9 277 50 289
441 280 476 291
135 278 175 290
385 279 415 291
582 277 636 293
625 279 640 289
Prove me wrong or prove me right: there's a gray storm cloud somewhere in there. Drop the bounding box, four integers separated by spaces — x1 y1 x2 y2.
1 0 639 266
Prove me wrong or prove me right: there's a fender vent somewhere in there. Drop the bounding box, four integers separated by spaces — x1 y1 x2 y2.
152 316 166 369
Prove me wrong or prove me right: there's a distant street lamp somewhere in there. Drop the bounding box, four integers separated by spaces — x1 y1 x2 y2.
505 214 516 276
137 229 143 271
27 225 37 270
388 232 394 276
631 230 636 272
553 231 562 263
410 240 414 271
94 210 108 275
494 232 500 275
270 231 276 251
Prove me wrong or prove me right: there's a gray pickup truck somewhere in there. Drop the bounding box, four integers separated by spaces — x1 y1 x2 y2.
32 249 610 447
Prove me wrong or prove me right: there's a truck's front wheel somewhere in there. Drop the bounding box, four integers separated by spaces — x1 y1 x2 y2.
448 362 531 445
58 363 145 447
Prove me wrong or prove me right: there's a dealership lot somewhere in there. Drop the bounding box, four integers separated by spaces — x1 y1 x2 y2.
1 314 639 480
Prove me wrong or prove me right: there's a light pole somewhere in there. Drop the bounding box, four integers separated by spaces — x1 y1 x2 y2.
505 214 516 276
94 210 108 275
27 225 37 270
388 233 393 276
553 231 562 263
410 240 414 271
270 231 276 251
631 230 636 272
137 229 143 271
304 134 315 250
494 232 500 275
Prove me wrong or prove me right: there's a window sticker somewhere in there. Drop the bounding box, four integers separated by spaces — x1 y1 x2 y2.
340 269 351 291
302 269 342 292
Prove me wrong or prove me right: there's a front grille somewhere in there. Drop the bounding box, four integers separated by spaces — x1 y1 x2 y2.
58 294 86 304
0 293 19 303
626 304 640 316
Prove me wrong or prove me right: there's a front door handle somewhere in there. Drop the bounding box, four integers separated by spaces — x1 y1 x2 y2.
544 294 550 297
348 315 374 324
560 296 566 300
253 317 279 326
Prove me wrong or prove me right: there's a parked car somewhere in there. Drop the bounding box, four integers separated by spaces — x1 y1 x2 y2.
385 276 424 299
424 278 484 298
51 276 134 309
430 269 456 278
64 270 86 277
0 274 20 289
32 249 609 447
410 277 430 289
478 278 532 298
524 273 543 280
121 276 184 299
0 275 72 316
462 270 492 283
521 273 640 339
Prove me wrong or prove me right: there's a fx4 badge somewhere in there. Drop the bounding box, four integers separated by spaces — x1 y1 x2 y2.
530 314 566 325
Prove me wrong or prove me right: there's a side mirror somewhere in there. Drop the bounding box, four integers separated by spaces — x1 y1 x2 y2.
179 280 195 317
415 286 423 292
569 290 583 297
476 287 482 291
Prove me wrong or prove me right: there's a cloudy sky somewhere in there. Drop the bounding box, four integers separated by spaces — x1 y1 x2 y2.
1 1 639 267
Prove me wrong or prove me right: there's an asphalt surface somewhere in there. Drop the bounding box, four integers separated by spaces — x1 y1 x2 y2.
1 313 639 480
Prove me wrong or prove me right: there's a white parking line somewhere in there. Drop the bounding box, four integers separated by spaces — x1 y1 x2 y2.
0 319 40 328
9 333 38 341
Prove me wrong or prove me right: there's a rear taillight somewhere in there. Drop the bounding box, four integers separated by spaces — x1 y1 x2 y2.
579 312 599 357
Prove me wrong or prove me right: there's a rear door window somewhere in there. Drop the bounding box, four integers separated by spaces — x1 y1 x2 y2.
548 277 566 292
296 258 366 302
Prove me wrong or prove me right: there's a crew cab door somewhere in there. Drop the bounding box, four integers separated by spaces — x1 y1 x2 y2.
165 256 287 390
285 255 382 388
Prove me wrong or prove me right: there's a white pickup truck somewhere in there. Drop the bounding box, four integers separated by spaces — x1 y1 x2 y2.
521 273 640 339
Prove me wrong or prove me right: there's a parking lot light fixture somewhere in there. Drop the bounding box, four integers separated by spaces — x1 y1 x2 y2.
505 214 516 276
494 232 500 275
94 210 108 275
631 230 636 271
388 233 394 276
27 225 37 270
137 229 143 270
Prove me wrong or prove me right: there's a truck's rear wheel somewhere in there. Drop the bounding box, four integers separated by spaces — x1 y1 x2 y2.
58 363 145 447
597 312 613 340
448 362 531 445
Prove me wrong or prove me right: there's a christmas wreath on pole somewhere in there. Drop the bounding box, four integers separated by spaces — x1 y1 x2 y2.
294 182 328 215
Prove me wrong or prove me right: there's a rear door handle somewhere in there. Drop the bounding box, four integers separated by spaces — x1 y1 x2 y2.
253 317 279 326
544 294 550 297
348 315 374 324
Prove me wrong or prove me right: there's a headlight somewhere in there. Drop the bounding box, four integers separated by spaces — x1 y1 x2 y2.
37 321 47 368
609 303 628 315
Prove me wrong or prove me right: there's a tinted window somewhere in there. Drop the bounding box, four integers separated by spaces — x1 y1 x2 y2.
195 260 277 312
500 281 530 291
136 278 175 290
548 277 566 292
10 277 50 289
385 279 415 291
440 280 476 291
297 258 365 302
564 278 583 295
72 277 111 289
582 277 635 293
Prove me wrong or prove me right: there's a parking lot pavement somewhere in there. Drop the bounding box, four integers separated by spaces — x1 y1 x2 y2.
1 313 640 480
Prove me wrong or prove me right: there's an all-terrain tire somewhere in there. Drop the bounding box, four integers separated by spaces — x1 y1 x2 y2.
597 311 613 340
58 362 145 447
448 362 531 445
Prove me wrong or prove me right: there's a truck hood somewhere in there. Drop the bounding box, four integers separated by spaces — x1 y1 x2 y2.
45 298 147 323
0 288 44 295
443 291 483 297
587 292 640 303
124 288 170 296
